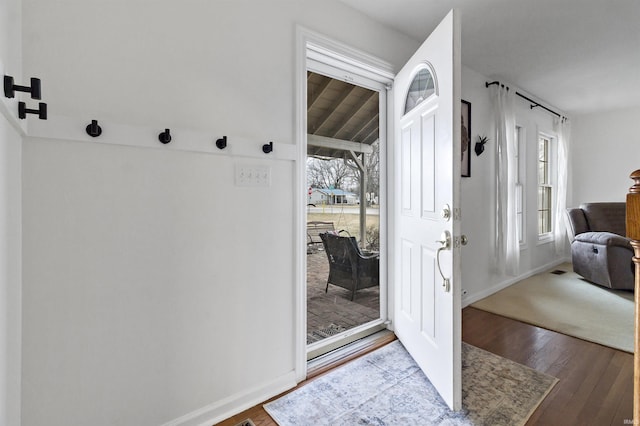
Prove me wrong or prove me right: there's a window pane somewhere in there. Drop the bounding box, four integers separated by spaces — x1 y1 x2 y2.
538 186 552 234
517 212 523 243
516 183 523 243
544 211 551 233
538 211 543 235
538 186 544 207
514 128 520 183
538 139 549 185
537 135 552 236
404 68 435 115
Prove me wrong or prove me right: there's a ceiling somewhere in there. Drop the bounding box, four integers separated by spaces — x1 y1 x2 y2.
339 0 640 116
307 71 379 159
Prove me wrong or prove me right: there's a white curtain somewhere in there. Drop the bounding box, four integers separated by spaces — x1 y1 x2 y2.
490 84 519 276
554 117 571 255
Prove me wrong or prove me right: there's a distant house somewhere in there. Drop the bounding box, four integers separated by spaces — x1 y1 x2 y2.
309 188 359 205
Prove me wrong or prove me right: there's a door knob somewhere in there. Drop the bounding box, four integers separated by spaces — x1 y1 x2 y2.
435 230 451 249
460 235 468 246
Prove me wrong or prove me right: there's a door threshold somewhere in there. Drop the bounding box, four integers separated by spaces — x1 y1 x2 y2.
307 322 387 360
306 329 396 379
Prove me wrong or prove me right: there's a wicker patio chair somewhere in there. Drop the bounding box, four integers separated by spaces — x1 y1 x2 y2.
319 232 379 301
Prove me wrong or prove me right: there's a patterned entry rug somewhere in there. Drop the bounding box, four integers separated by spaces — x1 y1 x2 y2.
264 340 558 425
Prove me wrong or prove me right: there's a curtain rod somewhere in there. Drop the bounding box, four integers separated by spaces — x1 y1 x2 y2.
485 81 566 121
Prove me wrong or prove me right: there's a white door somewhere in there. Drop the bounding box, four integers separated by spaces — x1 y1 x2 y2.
393 10 462 410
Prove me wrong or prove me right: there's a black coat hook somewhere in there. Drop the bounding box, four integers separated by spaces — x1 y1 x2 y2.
216 136 227 149
86 120 102 137
159 128 172 144
262 141 273 154
18 102 47 120
4 75 42 100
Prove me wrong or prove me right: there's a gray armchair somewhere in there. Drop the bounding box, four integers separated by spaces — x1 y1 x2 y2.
565 202 634 290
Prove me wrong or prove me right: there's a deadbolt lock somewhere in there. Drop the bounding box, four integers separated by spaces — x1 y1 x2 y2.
441 204 451 221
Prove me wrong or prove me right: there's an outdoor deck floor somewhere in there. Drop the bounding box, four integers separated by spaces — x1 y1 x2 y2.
306 248 380 344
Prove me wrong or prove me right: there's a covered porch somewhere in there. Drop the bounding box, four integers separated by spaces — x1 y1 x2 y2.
306 249 379 344
305 70 383 347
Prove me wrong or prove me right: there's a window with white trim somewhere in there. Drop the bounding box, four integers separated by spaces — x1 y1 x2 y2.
537 135 553 236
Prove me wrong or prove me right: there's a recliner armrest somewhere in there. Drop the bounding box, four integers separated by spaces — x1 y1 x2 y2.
574 231 632 249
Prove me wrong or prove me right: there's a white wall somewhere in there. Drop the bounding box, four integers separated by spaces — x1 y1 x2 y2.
22 0 417 132
0 114 22 426
20 1 417 425
570 106 640 204
0 0 23 425
19 1 587 422
22 139 297 425
0 0 21 77
460 66 566 305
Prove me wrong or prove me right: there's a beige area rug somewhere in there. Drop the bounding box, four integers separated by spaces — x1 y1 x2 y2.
472 263 634 353
265 340 557 425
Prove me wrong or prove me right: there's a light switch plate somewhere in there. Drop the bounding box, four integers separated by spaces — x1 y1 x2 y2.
235 165 271 187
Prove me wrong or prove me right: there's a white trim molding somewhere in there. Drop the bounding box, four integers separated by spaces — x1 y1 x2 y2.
294 26 394 383
303 28 395 84
461 257 570 307
160 371 297 426
26 114 297 161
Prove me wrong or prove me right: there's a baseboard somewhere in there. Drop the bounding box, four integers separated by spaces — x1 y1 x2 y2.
462 258 569 307
160 371 297 426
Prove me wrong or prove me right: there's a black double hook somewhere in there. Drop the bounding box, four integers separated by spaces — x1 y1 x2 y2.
18 102 47 120
6 75 47 120
4 75 41 100
262 141 273 154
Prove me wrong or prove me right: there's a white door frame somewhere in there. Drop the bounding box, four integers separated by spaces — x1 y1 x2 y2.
294 26 395 382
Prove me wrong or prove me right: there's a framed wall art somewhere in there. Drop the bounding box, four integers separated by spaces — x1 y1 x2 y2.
461 100 471 177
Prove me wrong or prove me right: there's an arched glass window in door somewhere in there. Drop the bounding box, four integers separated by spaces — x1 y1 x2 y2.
404 67 436 115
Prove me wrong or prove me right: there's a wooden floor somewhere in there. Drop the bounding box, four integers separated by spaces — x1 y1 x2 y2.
463 308 633 425
219 307 634 426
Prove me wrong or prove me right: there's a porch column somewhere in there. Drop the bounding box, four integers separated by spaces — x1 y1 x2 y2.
360 162 367 249
349 150 367 249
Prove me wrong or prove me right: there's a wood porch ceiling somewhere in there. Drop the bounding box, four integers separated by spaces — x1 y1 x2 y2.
307 71 379 159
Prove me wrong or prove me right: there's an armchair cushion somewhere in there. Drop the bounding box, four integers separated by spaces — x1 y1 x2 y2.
581 203 626 235
565 202 634 290
574 231 632 248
